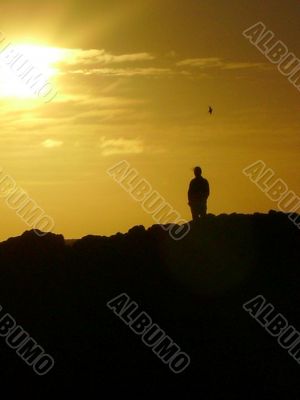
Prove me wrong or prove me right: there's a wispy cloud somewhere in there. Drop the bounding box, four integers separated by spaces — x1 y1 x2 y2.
42 139 63 148
223 62 268 70
56 49 170 78
57 49 267 80
177 57 267 70
60 49 155 66
67 67 172 77
177 57 223 68
99 137 143 156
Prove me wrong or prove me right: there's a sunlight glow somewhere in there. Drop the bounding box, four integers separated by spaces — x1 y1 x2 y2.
0 44 66 99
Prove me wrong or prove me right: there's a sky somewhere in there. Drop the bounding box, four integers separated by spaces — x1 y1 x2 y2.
0 0 299 240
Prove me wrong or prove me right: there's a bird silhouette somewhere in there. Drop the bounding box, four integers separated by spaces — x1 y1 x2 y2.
208 106 213 115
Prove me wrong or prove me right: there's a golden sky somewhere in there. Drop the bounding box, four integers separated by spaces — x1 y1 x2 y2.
0 0 299 240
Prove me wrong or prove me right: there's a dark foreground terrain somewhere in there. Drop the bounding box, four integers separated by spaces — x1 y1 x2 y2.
0 211 299 397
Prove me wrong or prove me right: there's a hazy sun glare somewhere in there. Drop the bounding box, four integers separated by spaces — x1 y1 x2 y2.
0 44 65 99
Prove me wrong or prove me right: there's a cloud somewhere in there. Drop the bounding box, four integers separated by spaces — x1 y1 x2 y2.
166 50 178 58
99 137 143 156
222 62 268 70
176 57 267 70
42 139 63 148
60 49 155 66
177 57 224 68
67 67 172 77
56 49 171 79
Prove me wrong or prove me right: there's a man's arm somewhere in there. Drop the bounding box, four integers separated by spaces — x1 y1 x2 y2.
205 180 210 198
188 181 193 204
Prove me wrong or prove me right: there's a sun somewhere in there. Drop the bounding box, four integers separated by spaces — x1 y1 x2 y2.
0 43 65 100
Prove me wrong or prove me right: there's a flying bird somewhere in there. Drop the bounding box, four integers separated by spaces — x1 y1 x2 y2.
208 106 213 115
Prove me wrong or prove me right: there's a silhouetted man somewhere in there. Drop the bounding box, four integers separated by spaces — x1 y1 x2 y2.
188 166 210 220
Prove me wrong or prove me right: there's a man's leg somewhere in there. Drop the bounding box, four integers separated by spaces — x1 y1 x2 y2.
199 202 207 217
190 206 199 221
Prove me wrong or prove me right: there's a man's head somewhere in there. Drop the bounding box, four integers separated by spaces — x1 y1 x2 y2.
194 166 202 178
